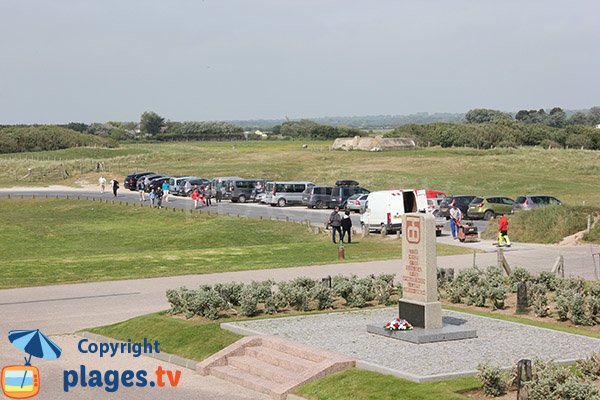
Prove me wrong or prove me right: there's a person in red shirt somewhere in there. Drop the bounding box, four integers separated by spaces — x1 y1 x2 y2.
191 186 201 209
498 215 511 247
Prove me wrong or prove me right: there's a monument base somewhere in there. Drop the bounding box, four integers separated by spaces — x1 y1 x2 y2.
367 317 477 344
399 299 442 329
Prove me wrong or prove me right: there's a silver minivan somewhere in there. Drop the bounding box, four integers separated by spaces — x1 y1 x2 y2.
169 176 199 196
266 181 315 207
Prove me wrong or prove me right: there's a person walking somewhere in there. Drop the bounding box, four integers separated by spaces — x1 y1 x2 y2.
341 210 353 244
191 187 201 209
329 206 343 244
215 184 223 203
148 188 156 207
137 179 146 201
98 176 106 194
110 179 119 197
161 181 170 203
449 202 462 240
203 186 211 207
498 215 511 247
156 187 164 208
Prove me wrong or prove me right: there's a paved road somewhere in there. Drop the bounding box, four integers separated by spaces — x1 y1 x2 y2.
0 187 489 235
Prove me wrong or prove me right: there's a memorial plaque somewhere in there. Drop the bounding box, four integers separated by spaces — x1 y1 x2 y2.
399 213 442 329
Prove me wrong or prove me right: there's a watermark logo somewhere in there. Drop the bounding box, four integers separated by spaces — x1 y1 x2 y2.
2 329 62 399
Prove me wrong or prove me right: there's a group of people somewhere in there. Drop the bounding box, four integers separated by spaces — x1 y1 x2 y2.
98 176 119 197
449 202 511 247
328 206 353 244
135 179 171 206
191 186 212 209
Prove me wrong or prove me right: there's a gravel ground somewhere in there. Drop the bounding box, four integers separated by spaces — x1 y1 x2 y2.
226 308 600 380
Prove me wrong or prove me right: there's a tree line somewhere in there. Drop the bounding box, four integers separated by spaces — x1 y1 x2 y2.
0 126 117 154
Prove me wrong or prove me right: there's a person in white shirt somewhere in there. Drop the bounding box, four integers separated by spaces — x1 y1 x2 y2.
98 176 106 193
449 203 462 240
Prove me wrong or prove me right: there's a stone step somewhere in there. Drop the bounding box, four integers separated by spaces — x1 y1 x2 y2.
228 354 299 384
261 337 325 363
210 364 287 400
245 346 316 373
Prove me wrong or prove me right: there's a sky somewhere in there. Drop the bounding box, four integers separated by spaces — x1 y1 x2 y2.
0 0 598 124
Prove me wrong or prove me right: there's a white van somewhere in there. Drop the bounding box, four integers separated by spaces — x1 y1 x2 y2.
360 190 417 233
361 189 445 235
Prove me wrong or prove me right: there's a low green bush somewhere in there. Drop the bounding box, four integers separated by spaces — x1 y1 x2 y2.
477 363 508 396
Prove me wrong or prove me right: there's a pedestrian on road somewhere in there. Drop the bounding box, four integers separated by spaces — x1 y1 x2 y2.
203 186 211 207
329 206 343 244
191 187 201 209
216 184 223 203
148 188 156 207
341 210 353 243
111 179 119 197
162 181 170 203
98 176 106 194
498 215 511 247
156 187 164 208
449 202 462 240
137 180 146 201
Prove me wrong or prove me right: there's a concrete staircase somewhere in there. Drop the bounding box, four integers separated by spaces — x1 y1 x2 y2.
197 336 355 399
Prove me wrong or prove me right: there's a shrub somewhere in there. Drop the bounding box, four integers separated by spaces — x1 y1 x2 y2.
555 376 600 400
555 290 573 321
533 272 558 292
166 288 185 315
477 363 508 396
529 283 550 317
571 293 595 326
248 280 275 303
239 286 259 317
332 275 354 303
372 274 397 306
527 360 571 400
264 294 279 315
312 285 334 310
214 282 244 306
509 267 532 292
278 282 310 311
576 353 600 380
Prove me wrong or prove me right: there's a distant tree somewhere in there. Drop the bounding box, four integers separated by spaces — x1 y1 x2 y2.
588 106 600 126
465 109 512 123
549 107 566 128
140 111 165 136
568 112 589 126
65 122 88 133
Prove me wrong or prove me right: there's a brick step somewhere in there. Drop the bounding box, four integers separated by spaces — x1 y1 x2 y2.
228 354 300 384
210 365 287 400
245 346 317 373
261 338 325 363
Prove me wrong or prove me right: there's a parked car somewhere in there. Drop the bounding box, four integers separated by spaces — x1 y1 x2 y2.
182 178 210 196
211 176 243 198
266 181 315 207
438 195 477 219
467 196 515 220
330 186 370 209
124 172 155 191
346 193 369 213
512 195 562 212
229 179 266 203
145 176 171 193
302 186 334 209
169 176 198 196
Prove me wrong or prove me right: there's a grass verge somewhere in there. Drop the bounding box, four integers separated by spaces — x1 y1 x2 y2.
295 369 479 400
0 198 468 288
482 205 600 244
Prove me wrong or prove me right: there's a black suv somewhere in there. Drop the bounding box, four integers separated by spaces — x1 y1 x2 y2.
302 186 334 209
124 172 155 191
438 195 477 219
330 185 369 209
145 176 171 193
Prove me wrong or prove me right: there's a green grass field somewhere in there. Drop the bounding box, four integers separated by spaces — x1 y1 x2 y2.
2 142 600 207
0 198 467 288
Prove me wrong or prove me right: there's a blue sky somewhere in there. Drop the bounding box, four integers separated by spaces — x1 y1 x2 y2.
0 0 598 123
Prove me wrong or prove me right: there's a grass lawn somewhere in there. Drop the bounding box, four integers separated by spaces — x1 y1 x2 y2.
88 312 480 400
295 369 479 400
2 142 600 207
0 198 467 288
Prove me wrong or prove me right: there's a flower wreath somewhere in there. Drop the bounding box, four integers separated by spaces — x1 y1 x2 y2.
384 317 413 331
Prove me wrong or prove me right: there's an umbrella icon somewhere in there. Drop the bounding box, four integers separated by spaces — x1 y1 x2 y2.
7 329 62 389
